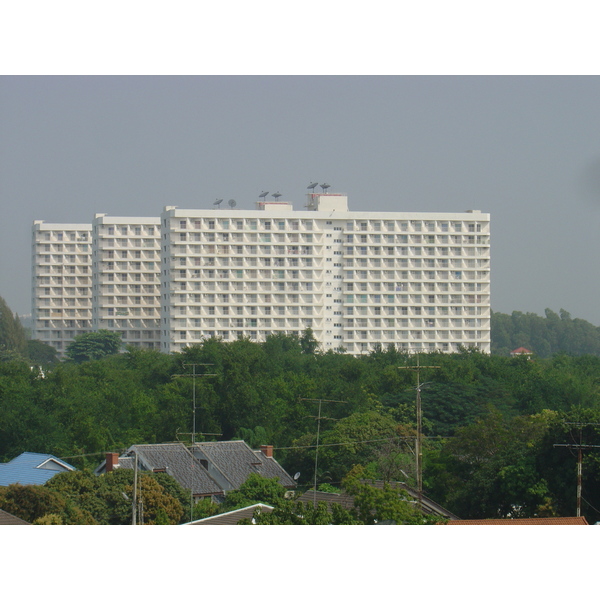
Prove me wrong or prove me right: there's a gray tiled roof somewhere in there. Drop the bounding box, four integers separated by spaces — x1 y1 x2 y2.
0 508 30 525
297 490 355 510
365 480 459 519
297 481 458 520
253 451 297 488
193 441 296 490
126 444 223 496
184 503 274 525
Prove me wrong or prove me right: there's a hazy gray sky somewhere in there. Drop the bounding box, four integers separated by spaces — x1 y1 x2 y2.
2 76 600 323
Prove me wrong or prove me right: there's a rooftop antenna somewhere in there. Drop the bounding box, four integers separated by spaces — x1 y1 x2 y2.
258 191 269 199
300 397 346 508
272 192 282 200
307 182 318 192
320 183 331 193
398 353 441 513
228 199 237 208
213 199 223 209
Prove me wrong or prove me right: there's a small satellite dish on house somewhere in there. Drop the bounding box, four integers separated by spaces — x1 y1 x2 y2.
213 199 223 206
293 472 301 480
272 192 282 200
228 199 237 208
307 182 318 191
259 191 269 198
320 183 331 192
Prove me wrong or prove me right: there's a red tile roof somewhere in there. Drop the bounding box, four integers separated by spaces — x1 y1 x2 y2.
446 516 588 525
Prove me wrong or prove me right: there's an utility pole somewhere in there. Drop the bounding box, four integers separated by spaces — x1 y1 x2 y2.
553 421 600 517
398 354 440 512
132 452 138 525
300 398 346 508
173 363 217 522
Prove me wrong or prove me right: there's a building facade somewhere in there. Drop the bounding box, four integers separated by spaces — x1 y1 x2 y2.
159 194 490 354
31 221 93 355
32 193 491 357
91 214 162 350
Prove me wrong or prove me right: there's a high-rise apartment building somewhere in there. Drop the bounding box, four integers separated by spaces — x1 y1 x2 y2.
32 192 491 357
31 221 93 354
160 194 490 354
91 215 162 350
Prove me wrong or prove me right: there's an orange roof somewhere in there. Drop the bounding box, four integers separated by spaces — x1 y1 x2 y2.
510 347 533 355
446 516 588 525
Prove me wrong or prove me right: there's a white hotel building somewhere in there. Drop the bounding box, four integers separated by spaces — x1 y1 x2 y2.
160 193 490 354
91 214 162 350
32 192 490 357
31 221 93 354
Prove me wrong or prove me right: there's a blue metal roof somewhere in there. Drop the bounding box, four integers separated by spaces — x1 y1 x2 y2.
0 452 75 486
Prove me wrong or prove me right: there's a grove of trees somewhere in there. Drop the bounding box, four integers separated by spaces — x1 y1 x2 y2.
3 292 600 523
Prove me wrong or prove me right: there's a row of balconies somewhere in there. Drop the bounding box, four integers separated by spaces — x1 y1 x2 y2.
97 238 159 248
96 318 160 329
170 219 488 235
34 256 91 266
34 320 92 329
342 319 487 329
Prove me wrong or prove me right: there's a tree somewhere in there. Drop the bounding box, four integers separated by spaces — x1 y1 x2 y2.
26 339 59 365
220 473 289 511
0 296 26 355
65 330 123 363
342 466 441 524
0 483 95 524
46 468 187 525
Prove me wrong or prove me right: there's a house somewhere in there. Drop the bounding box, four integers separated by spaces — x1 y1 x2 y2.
183 503 274 525
297 480 459 520
445 516 589 525
95 441 296 502
0 452 75 487
0 508 31 525
510 347 533 357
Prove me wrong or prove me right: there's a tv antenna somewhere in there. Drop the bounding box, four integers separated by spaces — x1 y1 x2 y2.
307 182 318 191
258 191 269 199
228 199 237 208
398 354 441 512
300 397 346 508
272 192 282 200
213 199 223 209
173 363 218 522
320 183 331 193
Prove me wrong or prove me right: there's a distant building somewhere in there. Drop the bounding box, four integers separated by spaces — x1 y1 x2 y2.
32 189 491 356
510 347 533 357
31 221 92 357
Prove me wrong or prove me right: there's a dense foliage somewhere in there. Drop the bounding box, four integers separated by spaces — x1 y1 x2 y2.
0 469 189 524
492 308 600 357
3 288 600 524
1 331 600 522
0 296 27 356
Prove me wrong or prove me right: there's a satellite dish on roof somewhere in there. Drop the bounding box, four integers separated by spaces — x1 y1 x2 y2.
294 472 301 480
258 191 269 198
213 198 223 206
272 192 282 200
307 182 318 190
320 183 331 192
228 199 237 208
